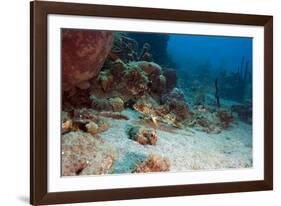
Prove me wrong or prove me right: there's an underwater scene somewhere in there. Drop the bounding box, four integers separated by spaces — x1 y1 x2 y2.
61 29 253 176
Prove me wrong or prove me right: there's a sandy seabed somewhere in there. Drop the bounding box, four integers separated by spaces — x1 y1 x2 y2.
100 109 252 174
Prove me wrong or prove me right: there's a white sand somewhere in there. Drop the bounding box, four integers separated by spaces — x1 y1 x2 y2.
100 109 252 173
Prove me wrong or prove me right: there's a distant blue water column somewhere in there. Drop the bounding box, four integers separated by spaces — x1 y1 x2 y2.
167 34 252 73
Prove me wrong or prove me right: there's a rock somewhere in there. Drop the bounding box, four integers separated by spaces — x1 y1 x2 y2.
62 119 73 134
109 97 124 112
96 120 110 133
62 29 113 91
128 126 157 145
73 108 98 121
163 69 177 91
91 96 111 111
135 95 159 108
91 96 124 112
86 122 99 135
62 131 116 176
169 100 189 120
133 154 170 173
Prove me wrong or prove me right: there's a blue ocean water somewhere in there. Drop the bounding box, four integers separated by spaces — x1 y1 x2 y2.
167 34 253 74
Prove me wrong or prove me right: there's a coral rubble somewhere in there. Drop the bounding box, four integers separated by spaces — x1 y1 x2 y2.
61 109 109 135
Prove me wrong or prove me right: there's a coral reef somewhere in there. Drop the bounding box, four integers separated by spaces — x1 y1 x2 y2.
90 60 167 104
62 131 116 176
133 154 170 173
128 126 158 145
161 88 190 120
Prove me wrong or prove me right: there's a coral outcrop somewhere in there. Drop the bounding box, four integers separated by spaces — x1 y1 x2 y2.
109 97 124 112
161 88 189 120
62 29 113 92
133 154 170 173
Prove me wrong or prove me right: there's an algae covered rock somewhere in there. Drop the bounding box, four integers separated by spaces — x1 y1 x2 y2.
162 88 189 120
109 97 124 112
133 154 170 173
85 122 99 135
128 126 158 145
110 59 127 78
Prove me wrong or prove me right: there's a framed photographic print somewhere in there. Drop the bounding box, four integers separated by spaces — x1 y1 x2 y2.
30 1 273 205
